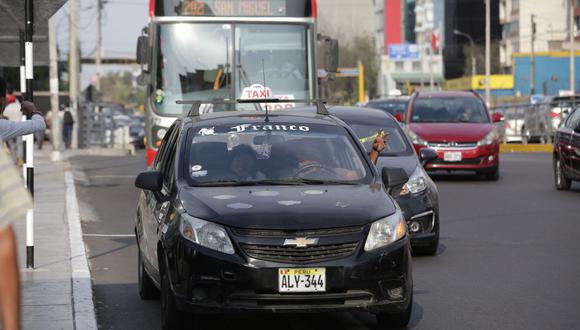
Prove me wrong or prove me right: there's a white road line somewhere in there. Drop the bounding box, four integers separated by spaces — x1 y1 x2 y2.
90 175 135 179
83 234 135 238
65 171 98 330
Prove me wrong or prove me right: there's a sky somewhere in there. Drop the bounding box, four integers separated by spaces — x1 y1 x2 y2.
54 0 149 88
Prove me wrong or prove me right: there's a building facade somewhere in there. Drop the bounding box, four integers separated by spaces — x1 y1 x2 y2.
500 0 570 72
374 0 445 96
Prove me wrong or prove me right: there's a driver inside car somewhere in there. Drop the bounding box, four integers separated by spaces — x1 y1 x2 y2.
228 144 266 181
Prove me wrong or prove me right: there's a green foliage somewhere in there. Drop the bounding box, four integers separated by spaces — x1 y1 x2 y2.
319 34 379 105
99 71 146 109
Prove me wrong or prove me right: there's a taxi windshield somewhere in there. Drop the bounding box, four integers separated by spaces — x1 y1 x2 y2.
185 123 371 186
154 23 310 115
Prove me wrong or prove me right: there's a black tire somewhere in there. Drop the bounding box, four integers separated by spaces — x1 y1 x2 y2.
413 233 439 256
138 250 159 300
554 158 571 190
161 261 185 330
376 295 413 329
485 167 500 181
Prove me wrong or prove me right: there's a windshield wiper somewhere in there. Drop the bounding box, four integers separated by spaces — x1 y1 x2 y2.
256 178 360 186
196 180 259 187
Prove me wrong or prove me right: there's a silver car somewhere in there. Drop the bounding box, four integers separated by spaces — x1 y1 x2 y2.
522 95 579 143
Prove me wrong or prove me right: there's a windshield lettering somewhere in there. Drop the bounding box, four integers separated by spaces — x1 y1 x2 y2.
230 124 309 133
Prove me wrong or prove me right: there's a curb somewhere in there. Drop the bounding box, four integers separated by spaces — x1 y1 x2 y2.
500 144 553 153
64 171 98 330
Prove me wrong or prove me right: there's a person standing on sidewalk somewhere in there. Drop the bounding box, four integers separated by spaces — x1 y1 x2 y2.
0 76 46 330
0 78 46 141
0 148 32 330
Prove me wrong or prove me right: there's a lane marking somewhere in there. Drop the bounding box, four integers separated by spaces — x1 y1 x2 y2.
83 234 134 237
65 171 98 330
89 175 135 179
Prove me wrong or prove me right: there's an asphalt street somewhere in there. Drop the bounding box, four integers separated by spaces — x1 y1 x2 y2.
70 152 580 330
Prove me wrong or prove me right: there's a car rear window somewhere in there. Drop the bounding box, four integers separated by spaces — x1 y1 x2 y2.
411 97 489 123
366 100 408 115
347 124 412 156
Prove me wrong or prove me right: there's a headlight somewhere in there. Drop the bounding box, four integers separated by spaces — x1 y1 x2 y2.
180 214 235 254
477 131 496 146
364 209 406 251
400 166 427 195
407 130 427 146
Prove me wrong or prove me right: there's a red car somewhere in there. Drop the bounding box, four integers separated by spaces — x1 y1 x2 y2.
403 91 502 180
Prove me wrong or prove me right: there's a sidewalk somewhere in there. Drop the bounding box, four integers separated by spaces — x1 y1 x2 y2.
11 150 97 330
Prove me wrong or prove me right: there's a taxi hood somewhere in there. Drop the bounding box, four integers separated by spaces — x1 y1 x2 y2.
179 185 395 230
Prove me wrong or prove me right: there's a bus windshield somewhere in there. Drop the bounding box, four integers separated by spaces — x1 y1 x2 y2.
154 23 310 115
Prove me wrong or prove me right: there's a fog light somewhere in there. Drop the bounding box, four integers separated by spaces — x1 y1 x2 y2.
191 288 207 301
409 221 421 233
387 287 404 299
488 155 495 162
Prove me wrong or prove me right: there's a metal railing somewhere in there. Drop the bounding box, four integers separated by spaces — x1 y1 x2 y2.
490 100 580 144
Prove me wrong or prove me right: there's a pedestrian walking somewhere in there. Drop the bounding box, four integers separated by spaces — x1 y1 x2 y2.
62 106 74 149
0 148 32 330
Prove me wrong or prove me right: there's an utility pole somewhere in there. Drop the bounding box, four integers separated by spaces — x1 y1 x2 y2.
570 0 575 94
49 15 61 160
429 29 434 91
485 0 491 104
69 0 80 149
96 0 103 92
530 14 536 95
24 0 35 269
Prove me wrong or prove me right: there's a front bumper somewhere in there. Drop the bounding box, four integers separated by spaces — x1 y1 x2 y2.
418 144 499 171
395 191 438 246
165 237 412 314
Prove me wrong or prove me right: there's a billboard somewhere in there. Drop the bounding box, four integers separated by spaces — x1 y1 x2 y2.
388 44 420 61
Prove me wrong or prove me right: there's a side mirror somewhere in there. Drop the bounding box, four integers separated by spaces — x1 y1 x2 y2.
381 167 409 195
419 148 438 167
492 112 504 123
327 39 339 73
394 112 404 122
136 35 148 65
135 171 163 192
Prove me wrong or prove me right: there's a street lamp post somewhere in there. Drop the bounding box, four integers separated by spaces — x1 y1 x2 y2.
454 29 476 77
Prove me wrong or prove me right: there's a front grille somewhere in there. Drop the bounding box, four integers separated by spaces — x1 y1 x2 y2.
240 242 359 264
428 141 477 148
231 225 365 238
432 156 483 165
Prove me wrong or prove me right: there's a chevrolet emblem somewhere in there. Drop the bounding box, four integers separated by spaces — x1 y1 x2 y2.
283 237 319 248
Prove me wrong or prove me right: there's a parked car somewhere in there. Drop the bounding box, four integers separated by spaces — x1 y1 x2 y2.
522 95 580 144
403 91 502 180
134 103 413 329
553 106 580 190
326 106 440 255
365 96 410 122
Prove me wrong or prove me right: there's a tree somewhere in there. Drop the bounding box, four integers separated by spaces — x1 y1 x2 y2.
99 71 146 109
319 34 379 105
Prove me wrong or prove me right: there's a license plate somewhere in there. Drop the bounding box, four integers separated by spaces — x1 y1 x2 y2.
278 268 326 292
444 151 462 162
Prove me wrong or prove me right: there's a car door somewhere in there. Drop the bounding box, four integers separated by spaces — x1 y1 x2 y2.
568 111 580 178
142 123 180 272
559 109 579 175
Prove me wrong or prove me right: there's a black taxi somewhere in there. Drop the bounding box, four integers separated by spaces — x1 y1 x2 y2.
134 102 413 329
